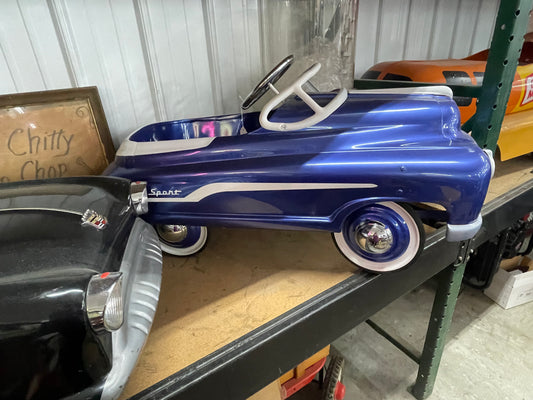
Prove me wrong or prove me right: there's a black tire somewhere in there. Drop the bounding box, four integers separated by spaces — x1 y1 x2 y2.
322 356 344 400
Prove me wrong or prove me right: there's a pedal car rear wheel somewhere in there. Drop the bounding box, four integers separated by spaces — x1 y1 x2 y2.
155 224 208 256
332 202 424 273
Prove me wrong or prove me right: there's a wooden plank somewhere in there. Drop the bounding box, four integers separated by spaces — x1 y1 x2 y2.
486 155 533 203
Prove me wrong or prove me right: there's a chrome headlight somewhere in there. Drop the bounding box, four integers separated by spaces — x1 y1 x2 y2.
130 181 148 215
86 272 124 332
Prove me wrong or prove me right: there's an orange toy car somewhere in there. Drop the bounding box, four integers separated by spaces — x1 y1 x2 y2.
362 42 533 161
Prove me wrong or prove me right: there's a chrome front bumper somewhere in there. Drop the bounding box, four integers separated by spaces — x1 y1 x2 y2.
446 214 482 242
102 218 163 400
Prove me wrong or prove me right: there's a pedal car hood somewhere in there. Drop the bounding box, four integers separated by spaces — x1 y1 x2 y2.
0 176 136 400
0 176 133 274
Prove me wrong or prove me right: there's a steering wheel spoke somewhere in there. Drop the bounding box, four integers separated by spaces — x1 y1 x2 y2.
268 82 280 95
295 87 322 113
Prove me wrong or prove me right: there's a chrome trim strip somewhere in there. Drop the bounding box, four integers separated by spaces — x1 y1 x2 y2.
0 207 83 216
101 219 163 400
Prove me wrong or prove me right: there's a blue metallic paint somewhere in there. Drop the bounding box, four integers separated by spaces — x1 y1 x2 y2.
106 91 492 241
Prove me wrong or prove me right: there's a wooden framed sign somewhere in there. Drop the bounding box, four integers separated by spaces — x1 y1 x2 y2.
0 87 115 183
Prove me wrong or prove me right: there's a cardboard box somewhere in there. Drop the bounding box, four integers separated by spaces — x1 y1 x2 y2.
484 256 533 309
247 380 282 400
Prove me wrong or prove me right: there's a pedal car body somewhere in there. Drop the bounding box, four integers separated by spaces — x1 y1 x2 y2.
362 42 533 161
106 58 493 272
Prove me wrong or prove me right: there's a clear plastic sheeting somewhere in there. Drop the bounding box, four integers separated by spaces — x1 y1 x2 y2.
261 0 357 92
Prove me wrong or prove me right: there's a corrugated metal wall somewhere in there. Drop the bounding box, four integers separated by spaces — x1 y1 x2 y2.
0 0 263 145
0 0 500 145
354 0 500 77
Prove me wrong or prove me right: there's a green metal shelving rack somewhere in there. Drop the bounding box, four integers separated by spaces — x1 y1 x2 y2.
356 1 533 398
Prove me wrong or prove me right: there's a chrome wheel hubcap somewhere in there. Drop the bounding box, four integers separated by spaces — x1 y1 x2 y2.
355 221 393 254
157 224 188 243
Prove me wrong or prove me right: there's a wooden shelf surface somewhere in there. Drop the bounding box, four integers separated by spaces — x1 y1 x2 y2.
486 155 533 202
120 228 355 398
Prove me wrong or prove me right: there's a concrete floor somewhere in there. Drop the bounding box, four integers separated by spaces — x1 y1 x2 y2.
293 281 533 400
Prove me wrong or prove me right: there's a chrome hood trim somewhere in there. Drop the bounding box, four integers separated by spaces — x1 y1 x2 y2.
101 218 162 400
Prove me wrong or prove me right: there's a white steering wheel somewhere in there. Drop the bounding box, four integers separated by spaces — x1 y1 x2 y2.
259 63 348 131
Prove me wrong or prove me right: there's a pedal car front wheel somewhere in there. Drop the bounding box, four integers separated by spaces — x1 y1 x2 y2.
155 224 208 256
333 202 424 273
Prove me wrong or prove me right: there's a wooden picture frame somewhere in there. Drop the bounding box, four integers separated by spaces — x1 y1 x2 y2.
0 87 115 183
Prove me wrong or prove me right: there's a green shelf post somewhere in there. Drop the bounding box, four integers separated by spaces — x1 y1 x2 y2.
411 258 467 399
351 2 533 399
471 0 533 151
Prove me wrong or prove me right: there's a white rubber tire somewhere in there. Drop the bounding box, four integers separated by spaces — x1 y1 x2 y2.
158 226 208 256
333 202 421 272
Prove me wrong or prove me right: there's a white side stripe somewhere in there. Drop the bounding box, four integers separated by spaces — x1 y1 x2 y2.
348 86 453 98
148 182 377 203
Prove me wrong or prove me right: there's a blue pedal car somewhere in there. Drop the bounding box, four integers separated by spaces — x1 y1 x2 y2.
106 56 493 272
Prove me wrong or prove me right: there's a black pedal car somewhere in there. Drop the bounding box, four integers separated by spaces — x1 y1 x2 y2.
0 176 162 400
